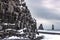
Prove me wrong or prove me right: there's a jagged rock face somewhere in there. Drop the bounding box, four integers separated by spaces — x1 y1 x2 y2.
0 0 37 39
0 0 32 23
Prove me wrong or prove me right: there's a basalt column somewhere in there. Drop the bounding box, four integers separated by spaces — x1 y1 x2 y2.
0 0 37 39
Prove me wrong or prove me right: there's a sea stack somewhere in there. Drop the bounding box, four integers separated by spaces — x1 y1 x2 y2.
39 24 44 30
52 24 54 30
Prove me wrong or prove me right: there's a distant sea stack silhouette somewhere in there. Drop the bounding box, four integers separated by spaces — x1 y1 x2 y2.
39 24 44 30
0 0 37 39
52 24 54 30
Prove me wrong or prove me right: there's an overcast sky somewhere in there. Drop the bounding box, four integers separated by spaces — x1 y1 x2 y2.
25 0 60 30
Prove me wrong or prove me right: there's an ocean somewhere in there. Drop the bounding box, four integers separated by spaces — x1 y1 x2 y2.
45 29 60 31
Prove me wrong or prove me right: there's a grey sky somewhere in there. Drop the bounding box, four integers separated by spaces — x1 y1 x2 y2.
25 0 60 30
